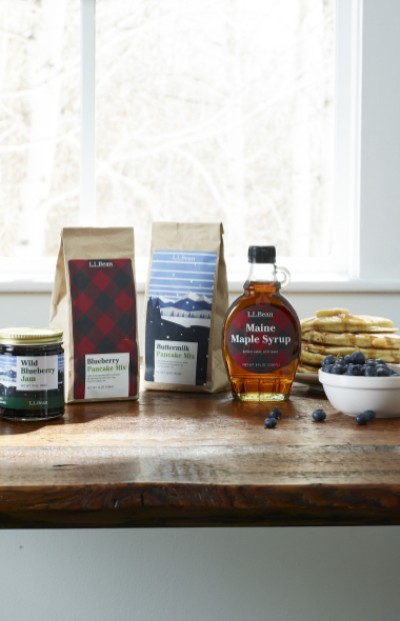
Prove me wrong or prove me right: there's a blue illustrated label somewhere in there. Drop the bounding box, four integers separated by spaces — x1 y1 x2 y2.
145 250 217 385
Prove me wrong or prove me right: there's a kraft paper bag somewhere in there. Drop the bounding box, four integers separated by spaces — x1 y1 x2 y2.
143 222 229 393
49 227 139 403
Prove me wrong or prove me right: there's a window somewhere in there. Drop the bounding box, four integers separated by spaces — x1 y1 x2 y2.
0 0 80 272
0 0 366 284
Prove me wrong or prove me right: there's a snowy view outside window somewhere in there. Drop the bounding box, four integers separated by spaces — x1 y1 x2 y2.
0 0 335 267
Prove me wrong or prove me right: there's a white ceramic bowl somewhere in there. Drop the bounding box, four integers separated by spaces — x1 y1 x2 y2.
318 368 400 418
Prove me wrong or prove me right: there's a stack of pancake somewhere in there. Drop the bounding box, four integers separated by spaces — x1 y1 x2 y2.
299 308 400 374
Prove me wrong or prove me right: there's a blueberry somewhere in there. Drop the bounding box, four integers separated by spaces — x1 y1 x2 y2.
264 417 277 429
376 365 391 377
344 363 360 376
347 363 363 376
268 407 282 420
349 351 365 365
364 365 377 377
323 355 336 366
356 412 369 425
362 409 376 421
331 363 345 375
312 408 327 422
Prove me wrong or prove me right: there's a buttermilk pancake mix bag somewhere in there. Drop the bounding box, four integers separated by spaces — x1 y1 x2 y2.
50 227 139 402
144 222 229 393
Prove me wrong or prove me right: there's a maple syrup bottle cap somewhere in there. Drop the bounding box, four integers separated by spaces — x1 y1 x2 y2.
248 246 276 264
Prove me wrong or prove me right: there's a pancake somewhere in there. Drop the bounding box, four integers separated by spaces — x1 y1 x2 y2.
301 348 400 367
301 311 396 334
301 330 400 349
303 342 400 356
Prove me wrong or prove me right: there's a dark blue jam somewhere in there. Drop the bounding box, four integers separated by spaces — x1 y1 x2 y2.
0 340 64 422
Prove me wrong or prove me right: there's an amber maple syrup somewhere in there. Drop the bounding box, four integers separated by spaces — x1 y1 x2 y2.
223 246 301 401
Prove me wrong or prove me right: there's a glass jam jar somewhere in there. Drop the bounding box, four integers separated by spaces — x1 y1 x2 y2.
0 327 64 421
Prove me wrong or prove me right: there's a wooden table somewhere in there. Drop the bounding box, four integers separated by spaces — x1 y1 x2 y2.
1 383 400 528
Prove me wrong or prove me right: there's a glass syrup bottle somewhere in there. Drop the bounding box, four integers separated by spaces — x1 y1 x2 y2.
223 246 301 401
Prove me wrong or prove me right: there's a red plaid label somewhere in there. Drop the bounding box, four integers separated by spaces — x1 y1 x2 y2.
68 258 138 399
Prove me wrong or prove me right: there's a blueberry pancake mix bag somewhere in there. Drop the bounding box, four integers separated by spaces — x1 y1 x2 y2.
50 227 139 403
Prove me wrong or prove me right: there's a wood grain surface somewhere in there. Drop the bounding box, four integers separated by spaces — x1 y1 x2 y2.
1 383 400 528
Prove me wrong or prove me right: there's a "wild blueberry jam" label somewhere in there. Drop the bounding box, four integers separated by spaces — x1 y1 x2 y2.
0 354 64 411
226 303 299 373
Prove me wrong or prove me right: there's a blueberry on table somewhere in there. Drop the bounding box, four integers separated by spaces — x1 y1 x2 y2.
362 409 376 421
356 412 369 425
268 407 282 419
264 417 277 429
312 408 327 422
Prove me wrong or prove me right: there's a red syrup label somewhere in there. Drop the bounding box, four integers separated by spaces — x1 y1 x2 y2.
226 303 299 373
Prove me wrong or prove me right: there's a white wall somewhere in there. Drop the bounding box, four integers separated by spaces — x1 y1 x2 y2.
1 1 400 620
0 527 399 621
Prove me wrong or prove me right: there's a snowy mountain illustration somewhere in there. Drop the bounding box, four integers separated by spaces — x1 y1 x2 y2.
159 292 212 311
153 292 212 327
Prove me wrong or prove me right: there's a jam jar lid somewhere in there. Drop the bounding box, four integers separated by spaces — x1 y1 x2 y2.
0 327 63 345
